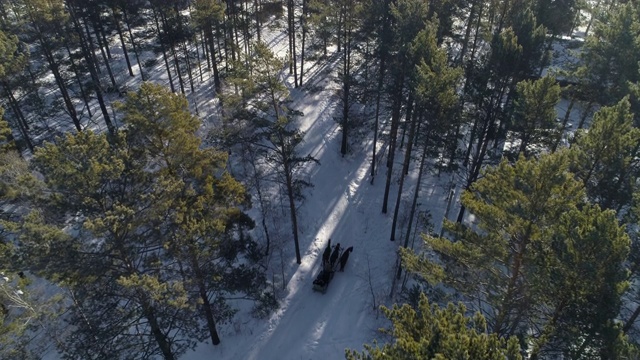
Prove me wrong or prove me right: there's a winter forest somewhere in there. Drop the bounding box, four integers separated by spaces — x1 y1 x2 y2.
2 0 640 359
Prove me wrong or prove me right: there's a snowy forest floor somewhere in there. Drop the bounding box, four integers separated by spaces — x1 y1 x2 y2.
165 19 453 360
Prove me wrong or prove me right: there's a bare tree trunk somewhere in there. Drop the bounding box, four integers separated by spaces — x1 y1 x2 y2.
193 31 204 82
183 42 195 93
97 19 112 59
456 107 495 223
624 303 640 333
42 46 81 131
79 12 100 74
584 0 602 37
188 251 221 346
552 96 575 152
201 30 211 71
198 282 221 345
371 57 385 183
577 101 594 129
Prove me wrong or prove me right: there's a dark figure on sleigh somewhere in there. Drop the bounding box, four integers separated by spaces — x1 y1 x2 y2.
322 239 332 271
339 246 353 271
330 243 341 269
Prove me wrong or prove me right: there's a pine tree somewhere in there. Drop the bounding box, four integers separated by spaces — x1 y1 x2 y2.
530 203 630 358
345 293 522 360
26 80 268 357
389 24 462 244
570 97 640 211
307 0 338 57
536 0 579 37
0 107 64 360
579 3 640 107
406 152 630 355
31 129 199 360
457 27 523 222
19 0 83 131
508 75 561 158
192 0 224 92
0 29 31 151
117 82 271 346
381 0 429 213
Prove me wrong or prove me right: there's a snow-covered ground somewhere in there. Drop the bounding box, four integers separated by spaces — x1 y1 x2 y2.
183 33 431 360
177 20 455 360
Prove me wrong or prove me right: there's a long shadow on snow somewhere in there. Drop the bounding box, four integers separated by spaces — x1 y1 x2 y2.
245 105 399 359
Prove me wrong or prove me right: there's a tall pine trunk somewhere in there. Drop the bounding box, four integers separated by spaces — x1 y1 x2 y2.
3 86 33 151
96 18 112 59
193 31 204 82
26 0 82 132
172 43 186 94
456 0 478 65
552 96 575 152
78 10 100 74
382 74 405 214
300 0 308 86
370 0 392 184
285 161 302 264
397 123 429 279
42 45 81 131
189 250 221 346
112 8 134 77
287 0 298 86
399 93 414 150
255 0 262 42
63 40 93 118
340 16 351 155
141 300 176 360
89 15 118 93
390 110 420 241
69 7 114 133
183 41 195 93
153 9 176 93
122 7 145 80
205 23 221 92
